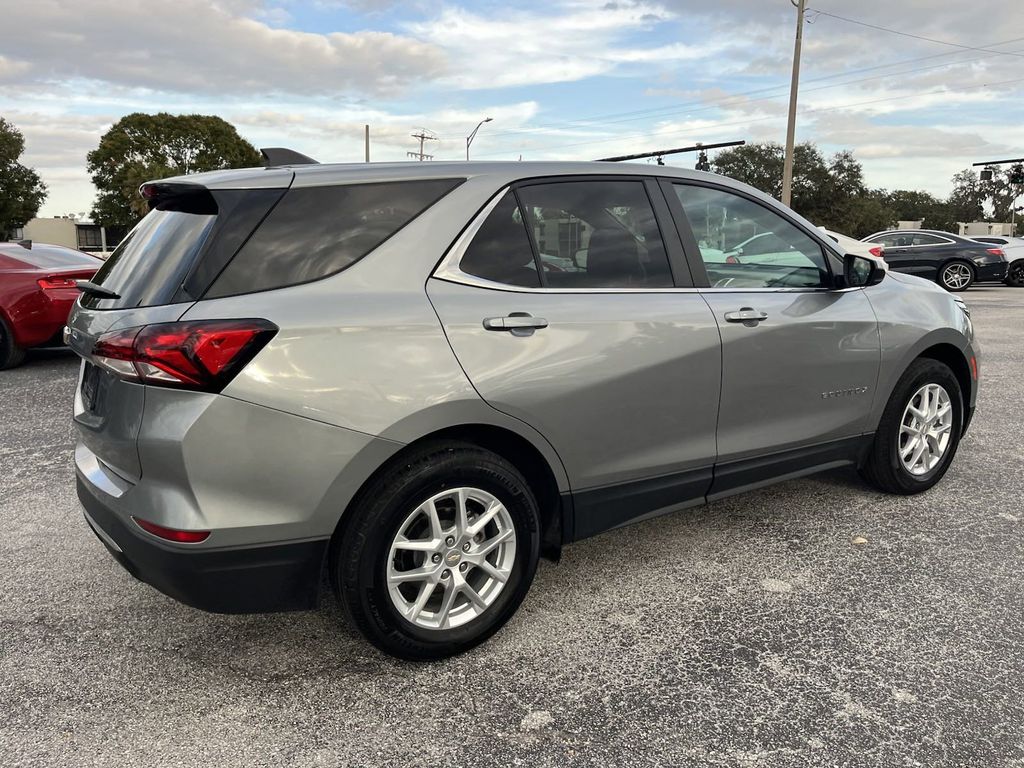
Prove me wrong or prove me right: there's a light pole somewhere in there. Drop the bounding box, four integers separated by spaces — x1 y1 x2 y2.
466 117 493 161
781 0 806 208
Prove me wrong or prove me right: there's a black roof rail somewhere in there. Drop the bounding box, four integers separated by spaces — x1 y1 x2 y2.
260 147 319 167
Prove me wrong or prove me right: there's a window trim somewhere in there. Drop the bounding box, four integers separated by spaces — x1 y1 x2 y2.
660 178 844 293
433 175 694 293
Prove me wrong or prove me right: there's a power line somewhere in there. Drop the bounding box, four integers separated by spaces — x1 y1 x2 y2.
473 75 1024 159
443 37 1024 142
807 9 1024 58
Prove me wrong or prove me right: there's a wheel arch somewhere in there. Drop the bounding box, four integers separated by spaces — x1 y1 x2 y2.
871 334 974 435
330 422 569 563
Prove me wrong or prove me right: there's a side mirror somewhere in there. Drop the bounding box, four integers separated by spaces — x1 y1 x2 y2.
844 253 885 288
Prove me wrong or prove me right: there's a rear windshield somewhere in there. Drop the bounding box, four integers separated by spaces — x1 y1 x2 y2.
205 178 464 298
83 193 217 309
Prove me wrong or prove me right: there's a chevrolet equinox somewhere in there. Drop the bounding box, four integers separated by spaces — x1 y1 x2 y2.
69 155 978 660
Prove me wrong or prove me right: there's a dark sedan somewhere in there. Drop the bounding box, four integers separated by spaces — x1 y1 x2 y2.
0 240 100 369
862 229 1008 291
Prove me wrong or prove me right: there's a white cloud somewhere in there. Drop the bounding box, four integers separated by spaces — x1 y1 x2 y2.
405 2 719 88
1 0 445 97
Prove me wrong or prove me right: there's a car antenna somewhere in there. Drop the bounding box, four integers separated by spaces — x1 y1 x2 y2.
260 148 319 167
17 239 31 249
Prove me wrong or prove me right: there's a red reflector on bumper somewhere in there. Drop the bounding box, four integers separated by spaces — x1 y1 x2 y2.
132 517 210 544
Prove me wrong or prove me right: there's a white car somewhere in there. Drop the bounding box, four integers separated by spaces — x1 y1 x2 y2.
969 235 1024 286
819 227 888 266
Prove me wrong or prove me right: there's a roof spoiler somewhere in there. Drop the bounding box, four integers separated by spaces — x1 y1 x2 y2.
260 147 319 167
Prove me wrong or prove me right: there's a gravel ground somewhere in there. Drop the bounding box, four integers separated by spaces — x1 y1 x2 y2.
2 287 1022 767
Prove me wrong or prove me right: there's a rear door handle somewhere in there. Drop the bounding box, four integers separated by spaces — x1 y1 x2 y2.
724 307 768 326
483 314 548 336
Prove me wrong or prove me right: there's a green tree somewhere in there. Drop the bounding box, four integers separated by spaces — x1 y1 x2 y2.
0 117 48 239
947 169 984 224
87 113 261 227
710 141 889 236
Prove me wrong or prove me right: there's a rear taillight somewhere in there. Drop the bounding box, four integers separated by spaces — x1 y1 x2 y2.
868 246 884 258
132 516 210 544
37 276 81 290
91 319 277 392
986 248 1005 258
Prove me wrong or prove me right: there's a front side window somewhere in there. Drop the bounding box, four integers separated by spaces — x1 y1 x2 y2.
673 184 830 289
458 179 674 289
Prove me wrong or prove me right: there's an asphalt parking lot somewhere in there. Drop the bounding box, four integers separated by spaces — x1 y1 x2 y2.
2 287 1022 768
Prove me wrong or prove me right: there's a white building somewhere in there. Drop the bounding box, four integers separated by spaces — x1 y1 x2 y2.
958 221 1016 237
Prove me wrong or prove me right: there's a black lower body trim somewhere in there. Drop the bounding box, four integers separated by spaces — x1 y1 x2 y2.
563 435 874 542
708 435 872 501
568 467 712 542
77 477 326 614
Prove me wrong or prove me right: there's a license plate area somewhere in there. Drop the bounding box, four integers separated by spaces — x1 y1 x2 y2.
81 362 102 412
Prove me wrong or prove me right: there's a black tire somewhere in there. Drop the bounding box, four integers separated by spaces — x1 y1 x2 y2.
0 316 26 370
332 442 541 661
1005 258 1024 287
937 261 974 292
860 358 963 495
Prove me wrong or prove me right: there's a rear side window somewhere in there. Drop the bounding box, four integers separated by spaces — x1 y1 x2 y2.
460 191 541 288
206 178 464 298
458 179 673 289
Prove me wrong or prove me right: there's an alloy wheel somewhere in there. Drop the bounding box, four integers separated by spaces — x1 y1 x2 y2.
898 383 953 476
387 487 516 630
941 263 972 290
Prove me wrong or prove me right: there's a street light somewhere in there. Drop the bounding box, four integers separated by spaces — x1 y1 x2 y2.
466 117 493 161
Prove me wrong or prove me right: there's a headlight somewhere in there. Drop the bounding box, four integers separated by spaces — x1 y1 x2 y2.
953 297 970 317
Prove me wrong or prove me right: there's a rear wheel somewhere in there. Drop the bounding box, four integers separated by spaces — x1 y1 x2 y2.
1005 259 1024 287
938 261 974 292
860 359 963 494
333 442 541 661
0 317 26 370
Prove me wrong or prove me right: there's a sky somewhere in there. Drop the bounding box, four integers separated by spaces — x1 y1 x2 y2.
1 0 1021 218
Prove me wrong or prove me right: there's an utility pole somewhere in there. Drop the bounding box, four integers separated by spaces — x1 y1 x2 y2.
407 128 438 161
781 0 806 208
364 125 370 162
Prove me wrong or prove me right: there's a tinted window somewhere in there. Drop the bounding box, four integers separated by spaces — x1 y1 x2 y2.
674 184 830 289
517 180 672 288
910 233 946 246
208 178 463 298
460 191 540 288
84 193 217 309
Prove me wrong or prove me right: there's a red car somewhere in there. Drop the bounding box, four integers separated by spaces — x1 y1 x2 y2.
0 241 101 369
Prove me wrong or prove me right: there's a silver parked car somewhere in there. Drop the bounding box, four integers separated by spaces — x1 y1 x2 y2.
69 158 978 660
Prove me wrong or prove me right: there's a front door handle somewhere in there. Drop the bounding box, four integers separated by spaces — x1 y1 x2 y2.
483 313 548 336
724 307 768 327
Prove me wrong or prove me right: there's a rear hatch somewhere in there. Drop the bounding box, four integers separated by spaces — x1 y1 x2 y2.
68 176 291 482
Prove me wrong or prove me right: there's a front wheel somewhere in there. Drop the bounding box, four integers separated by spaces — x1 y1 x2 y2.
333 442 540 661
1005 258 1024 287
938 261 974 292
860 359 963 494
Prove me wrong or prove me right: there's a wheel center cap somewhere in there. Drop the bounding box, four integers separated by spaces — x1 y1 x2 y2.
444 549 462 567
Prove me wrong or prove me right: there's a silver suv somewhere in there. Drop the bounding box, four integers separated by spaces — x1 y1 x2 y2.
69 158 978 660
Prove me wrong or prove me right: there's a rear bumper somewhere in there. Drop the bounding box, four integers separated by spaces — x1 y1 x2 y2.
974 262 1008 283
77 476 327 614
